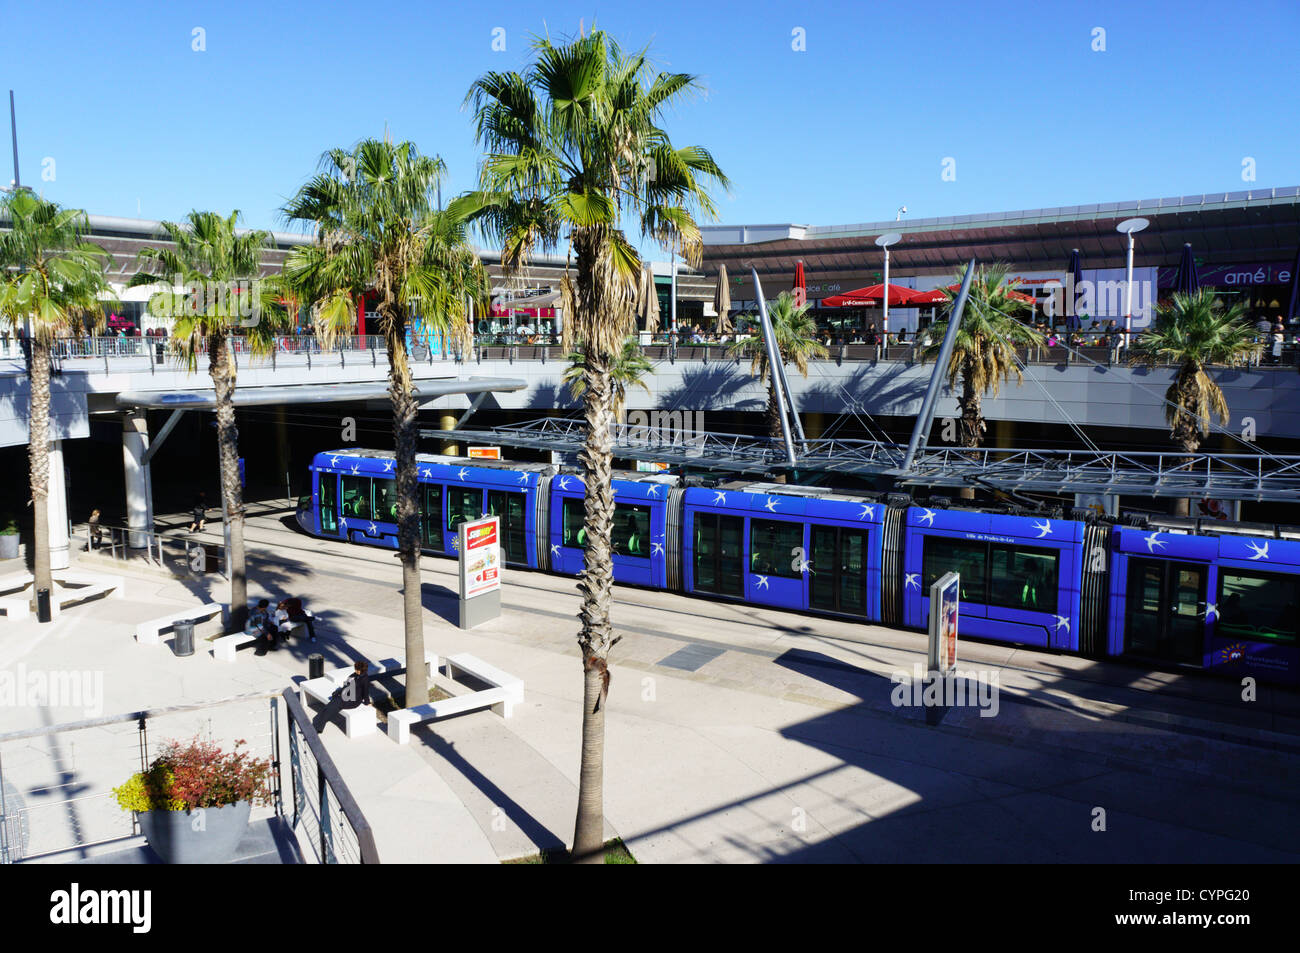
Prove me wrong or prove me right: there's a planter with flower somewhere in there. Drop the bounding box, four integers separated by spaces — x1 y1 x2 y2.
0 515 19 560
113 737 272 864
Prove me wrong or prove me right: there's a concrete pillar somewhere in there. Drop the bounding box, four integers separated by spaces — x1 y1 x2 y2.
47 439 70 570
122 410 153 549
440 411 459 456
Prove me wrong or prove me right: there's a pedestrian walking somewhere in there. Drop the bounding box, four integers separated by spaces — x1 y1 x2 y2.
188 491 208 533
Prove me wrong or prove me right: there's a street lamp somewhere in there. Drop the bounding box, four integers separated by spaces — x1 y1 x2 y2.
896 206 907 222
876 232 902 337
1116 218 1149 344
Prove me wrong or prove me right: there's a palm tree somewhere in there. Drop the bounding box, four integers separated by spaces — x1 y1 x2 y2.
726 291 826 441
456 29 728 862
918 263 1043 485
0 191 111 613
562 336 653 424
1129 288 1259 515
282 138 487 707
129 210 273 631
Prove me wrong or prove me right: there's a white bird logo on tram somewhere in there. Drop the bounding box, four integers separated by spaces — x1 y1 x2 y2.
383 460 394 472
329 455 340 467
367 522 377 534
550 544 560 557
556 477 571 491
1054 615 1070 632
1204 602 1217 621
764 497 779 512
859 505 875 520
1033 519 1052 538
518 472 529 484
1143 532 1166 552
755 575 769 589
905 573 920 590
647 484 661 497
1246 541 1270 560
713 492 727 505
652 541 664 555
457 468 469 481
349 463 360 475
919 509 936 526
420 468 432 479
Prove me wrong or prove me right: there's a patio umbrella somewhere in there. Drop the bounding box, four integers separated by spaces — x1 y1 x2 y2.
1065 249 1084 330
713 264 732 334
639 263 661 336
1173 243 1199 297
1287 245 1300 323
822 283 928 307
793 260 806 307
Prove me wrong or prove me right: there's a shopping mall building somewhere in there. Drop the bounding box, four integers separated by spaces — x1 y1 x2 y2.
699 186 1300 336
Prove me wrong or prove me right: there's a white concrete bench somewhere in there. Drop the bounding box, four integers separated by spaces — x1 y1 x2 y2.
136 603 225 646
445 653 525 706
211 631 262 662
298 653 437 739
387 687 513 744
386 653 523 744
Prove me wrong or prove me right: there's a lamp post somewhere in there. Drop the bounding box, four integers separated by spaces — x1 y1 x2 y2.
1116 218 1149 346
876 232 902 339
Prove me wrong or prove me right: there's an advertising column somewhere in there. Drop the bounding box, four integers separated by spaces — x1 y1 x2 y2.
458 515 502 629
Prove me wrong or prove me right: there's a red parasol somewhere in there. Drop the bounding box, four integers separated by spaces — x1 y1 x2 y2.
793 261 806 307
821 283 929 308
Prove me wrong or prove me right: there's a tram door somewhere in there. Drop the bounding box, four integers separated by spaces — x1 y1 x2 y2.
693 513 744 596
487 490 527 563
809 525 866 615
1124 558 1207 665
319 473 339 536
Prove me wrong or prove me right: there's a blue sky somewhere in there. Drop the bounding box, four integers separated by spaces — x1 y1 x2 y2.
4 0 1298 244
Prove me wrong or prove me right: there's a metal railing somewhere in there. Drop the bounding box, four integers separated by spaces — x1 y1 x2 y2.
4 330 1294 370
281 688 379 864
77 522 228 579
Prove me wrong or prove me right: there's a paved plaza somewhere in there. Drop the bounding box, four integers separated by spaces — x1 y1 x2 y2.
3 500 1298 864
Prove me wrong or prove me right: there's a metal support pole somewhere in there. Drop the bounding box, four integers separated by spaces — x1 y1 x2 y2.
1124 232 1135 344
752 268 798 467
901 258 976 471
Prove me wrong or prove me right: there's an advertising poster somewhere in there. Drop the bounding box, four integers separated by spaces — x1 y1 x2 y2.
928 571 960 675
459 516 501 600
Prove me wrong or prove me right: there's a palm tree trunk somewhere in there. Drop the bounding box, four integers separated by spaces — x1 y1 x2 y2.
573 344 616 864
386 318 427 706
957 375 982 500
766 377 782 442
28 338 52 613
209 336 248 631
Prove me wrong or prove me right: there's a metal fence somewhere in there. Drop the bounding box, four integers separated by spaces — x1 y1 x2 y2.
76 522 229 580
281 688 378 864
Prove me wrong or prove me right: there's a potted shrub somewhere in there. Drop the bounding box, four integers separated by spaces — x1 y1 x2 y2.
113 737 272 864
0 516 19 561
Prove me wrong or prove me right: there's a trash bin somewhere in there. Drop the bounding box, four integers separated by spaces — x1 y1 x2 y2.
308 654 324 680
36 587 52 623
154 342 165 365
173 619 197 657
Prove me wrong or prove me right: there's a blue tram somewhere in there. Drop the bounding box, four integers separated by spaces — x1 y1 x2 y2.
296 449 1300 686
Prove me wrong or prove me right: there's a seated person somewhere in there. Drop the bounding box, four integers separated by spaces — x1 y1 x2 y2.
244 599 279 650
279 595 317 639
312 660 372 734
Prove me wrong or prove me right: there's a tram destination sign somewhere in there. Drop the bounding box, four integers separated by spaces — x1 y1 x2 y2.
928 572 960 676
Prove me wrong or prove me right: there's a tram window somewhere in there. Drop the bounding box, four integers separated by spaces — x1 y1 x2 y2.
989 545 1058 612
488 490 527 563
373 479 398 522
562 498 588 548
922 537 986 604
612 504 651 557
1218 571 1299 644
749 519 803 579
447 487 482 533
341 476 372 519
